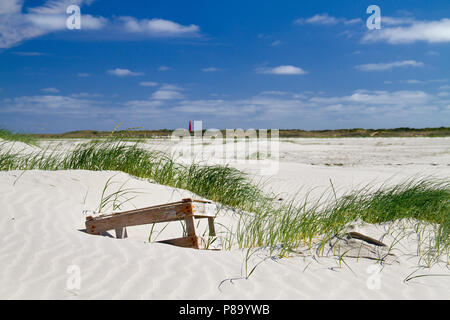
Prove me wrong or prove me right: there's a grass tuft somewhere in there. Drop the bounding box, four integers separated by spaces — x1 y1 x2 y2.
0 128 37 146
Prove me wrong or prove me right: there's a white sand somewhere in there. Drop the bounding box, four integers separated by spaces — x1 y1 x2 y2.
0 138 449 299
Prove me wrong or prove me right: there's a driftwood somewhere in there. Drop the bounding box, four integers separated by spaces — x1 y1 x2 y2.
346 232 386 247
326 232 397 264
85 198 216 249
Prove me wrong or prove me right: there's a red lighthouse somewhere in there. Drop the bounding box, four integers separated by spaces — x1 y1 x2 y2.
189 120 192 132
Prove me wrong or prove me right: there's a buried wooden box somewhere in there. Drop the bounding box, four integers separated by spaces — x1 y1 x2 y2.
85 198 216 249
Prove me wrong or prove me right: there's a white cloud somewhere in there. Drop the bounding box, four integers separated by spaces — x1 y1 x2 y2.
270 40 281 46
3 89 449 129
152 90 183 100
202 67 221 72
0 1 201 48
362 18 450 44
77 72 91 77
309 90 432 107
41 87 59 93
0 0 106 48
386 79 447 85
0 0 23 14
119 17 200 37
257 65 307 75
166 89 449 126
107 68 144 77
343 18 362 25
11 51 45 56
296 14 339 26
0 94 102 115
152 84 184 100
139 81 158 87
158 66 172 71
160 84 183 91
295 14 361 26
403 79 423 84
27 0 94 14
70 92 102 98
260 91 289 96
381 16 416 26
355 60 423 72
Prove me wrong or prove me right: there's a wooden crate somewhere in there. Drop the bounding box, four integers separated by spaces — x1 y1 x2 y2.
85 198 216 249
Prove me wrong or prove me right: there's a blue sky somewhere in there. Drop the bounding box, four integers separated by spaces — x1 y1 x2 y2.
0 0 449 133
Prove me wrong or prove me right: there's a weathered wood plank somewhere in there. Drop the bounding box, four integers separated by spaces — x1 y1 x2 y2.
115 227 128 239
207 217 216 237
85 201 192 234
185 214 196 237
192 201 216 218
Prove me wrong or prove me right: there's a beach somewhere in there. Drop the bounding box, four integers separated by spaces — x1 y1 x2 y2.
0 137 449 299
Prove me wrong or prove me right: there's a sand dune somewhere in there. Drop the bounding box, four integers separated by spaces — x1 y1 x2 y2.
0 138 449 299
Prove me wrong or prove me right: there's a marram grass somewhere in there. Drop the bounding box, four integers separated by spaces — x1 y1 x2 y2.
0 140 264 210
0 128 37 146
0 139 448 264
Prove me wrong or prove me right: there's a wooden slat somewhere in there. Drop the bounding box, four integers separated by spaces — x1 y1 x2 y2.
85 201 192 234
115 227 128 239
207 217 216 237
191 201 216 218
185 214 196 237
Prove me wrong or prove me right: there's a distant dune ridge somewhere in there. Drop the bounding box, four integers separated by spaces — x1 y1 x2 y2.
29 126 450 139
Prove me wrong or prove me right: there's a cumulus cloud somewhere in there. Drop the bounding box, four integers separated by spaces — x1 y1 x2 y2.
158 66 172 71
139 81 158 87
381 16 416 26
164 89 449 128
260 91 289 96
107 68 144 77
70 92 102 98
152 84 184 100
119 17 200 37
309 90 432 106
295 14 361 26
0 0 201 48
256 65 307 75
202 67 221 72
0 94 102 115
0 0 105 48
2 89 449 129
362 18 450 44
355 60 424 71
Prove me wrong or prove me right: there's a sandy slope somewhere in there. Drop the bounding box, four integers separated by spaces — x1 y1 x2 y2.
0 138 449 299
